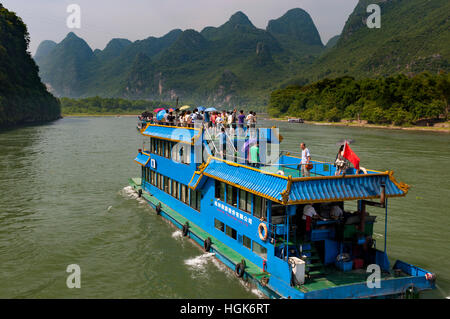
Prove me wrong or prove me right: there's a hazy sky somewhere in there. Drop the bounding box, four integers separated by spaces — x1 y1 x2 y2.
2 0 358 55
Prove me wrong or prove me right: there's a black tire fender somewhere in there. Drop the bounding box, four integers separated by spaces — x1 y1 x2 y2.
235 262 245 278
204 237 212 252
155 202 161 215
182 222 189 237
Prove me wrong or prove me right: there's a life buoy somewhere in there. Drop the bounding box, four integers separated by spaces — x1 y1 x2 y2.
235 262 245 278
182 222 189 237
204 237 212 252
258 223 268 241
277 170 285 176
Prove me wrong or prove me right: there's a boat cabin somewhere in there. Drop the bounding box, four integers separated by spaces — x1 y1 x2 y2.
134 123 418 297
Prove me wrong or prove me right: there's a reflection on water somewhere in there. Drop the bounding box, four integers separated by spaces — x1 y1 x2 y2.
0 117 448 298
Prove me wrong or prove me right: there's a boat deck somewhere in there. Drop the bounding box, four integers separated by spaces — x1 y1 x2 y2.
297 267 409 293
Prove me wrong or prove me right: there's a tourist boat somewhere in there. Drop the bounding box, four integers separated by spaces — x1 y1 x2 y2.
129 122 436 299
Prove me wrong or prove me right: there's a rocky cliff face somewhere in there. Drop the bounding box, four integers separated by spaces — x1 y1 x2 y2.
0 4 60 127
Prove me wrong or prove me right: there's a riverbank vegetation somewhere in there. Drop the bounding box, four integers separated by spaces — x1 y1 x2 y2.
0 4 61 128
269 72 450 126
60 97 169 115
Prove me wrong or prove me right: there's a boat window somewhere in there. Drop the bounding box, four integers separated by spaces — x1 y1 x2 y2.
254 196 267 220
182 145 190 164
164 176 169 193
171 180 179 198
252 241 267 259
196 191 201 211
151 171 156 186
190 189 201 212
172 144 183 163
164 141 170 158
272 203 285 217
239 189 252 213
145 167 149 182
150 138 156 154
226 185 237 207
243 235 251 249
180 184 186 204
226 226 237 240
214 219 224 232
215 180 225 202
158 173 164 190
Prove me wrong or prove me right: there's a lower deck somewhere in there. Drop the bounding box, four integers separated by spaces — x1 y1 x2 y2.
128 177 433 299
297 266 408 293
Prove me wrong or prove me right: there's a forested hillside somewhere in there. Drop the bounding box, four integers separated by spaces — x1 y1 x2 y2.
35 9 324 107
290 0 450 84
60 97 167 114
0 4 61 128
269 72 450 125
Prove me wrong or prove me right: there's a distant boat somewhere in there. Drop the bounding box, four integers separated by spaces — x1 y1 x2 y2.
288 118 304 123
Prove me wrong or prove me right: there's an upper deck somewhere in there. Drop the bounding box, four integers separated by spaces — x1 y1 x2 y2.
137 122 409 205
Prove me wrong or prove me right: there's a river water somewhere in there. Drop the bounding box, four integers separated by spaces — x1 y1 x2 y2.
0 117 448 298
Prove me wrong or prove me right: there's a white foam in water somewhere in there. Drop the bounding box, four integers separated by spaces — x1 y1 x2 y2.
120 186 146 204
107 206 113 212
184 253 216 271
209 258 265 299
374 232 384 238
172 230 183 239
251 288 265 299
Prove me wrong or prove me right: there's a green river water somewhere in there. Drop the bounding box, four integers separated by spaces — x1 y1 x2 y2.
0 116 448 298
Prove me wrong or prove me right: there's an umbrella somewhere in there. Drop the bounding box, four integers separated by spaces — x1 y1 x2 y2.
180 105 191 111
336 139 355 146
197 106 206 111
156 110 166 121
154 108 164 113
168 108 175 112
241 138 258 153
205 107 217 112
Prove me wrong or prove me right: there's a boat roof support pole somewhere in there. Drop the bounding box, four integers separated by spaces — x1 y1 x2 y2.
286 212 289 260
384 198 388 253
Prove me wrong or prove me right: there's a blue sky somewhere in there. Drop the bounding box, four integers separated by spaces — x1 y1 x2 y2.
2 0 358 55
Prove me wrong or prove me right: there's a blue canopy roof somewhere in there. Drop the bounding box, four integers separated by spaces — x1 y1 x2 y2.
288 174 407 203
142 124 200 144
189 157 409 204
134 152 151 167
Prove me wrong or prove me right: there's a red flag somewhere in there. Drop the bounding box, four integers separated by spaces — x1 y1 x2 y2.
343 142 360 170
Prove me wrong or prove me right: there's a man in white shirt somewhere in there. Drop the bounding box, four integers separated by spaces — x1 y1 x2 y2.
300 143 311 177
302 204 318 220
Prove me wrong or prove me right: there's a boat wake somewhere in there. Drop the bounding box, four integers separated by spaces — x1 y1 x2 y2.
120 186 146 204
171 230 183 239
184 253 264 298
184 253 216 278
